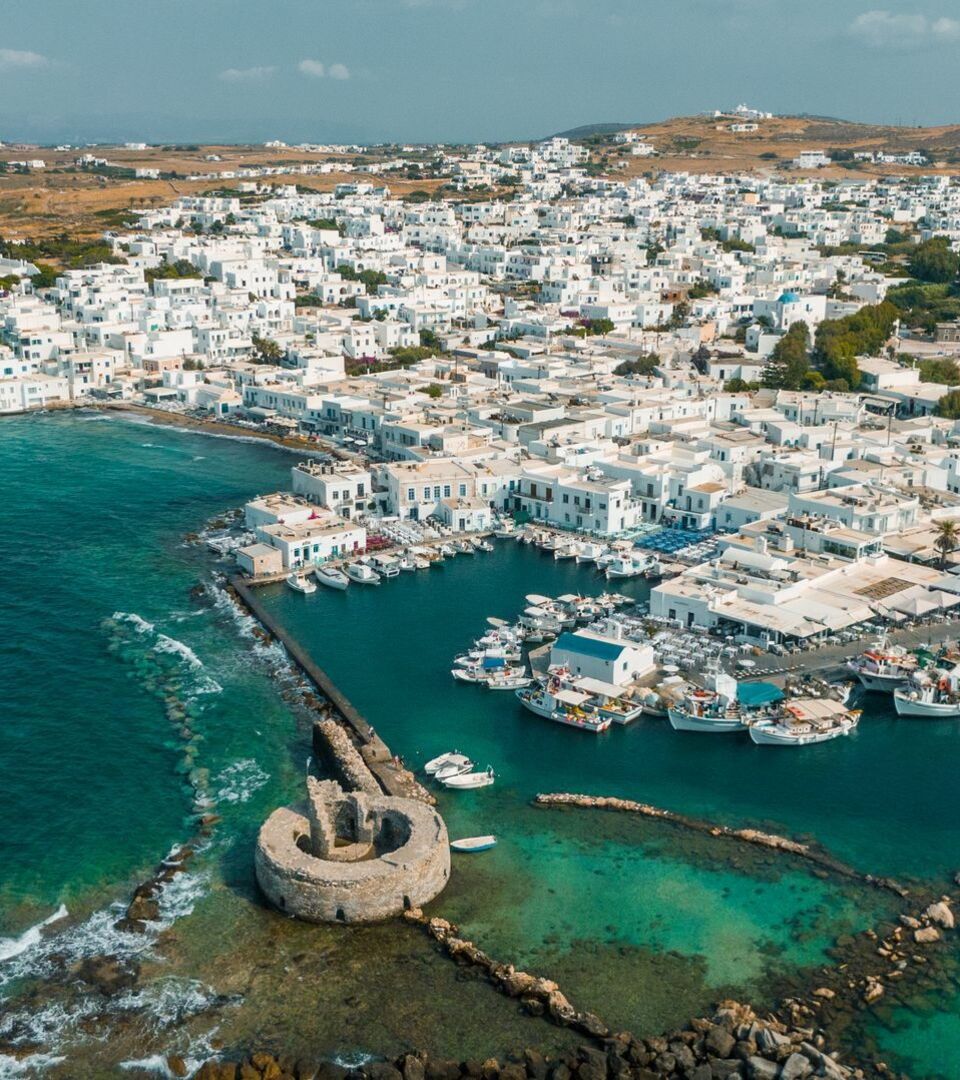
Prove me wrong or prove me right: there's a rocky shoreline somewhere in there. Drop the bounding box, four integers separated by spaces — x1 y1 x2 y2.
189 996 870 1080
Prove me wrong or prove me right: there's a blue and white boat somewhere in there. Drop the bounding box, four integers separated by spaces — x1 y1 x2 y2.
451 835 497 853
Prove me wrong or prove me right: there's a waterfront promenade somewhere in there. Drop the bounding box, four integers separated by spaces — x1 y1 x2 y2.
739 617 960 682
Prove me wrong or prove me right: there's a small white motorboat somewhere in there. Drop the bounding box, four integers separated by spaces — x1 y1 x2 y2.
451 835 497 853
434 758 474 780
456 539 475 554
443 767 495 790
414 556 431 570
439 543 457 558
425 751 470 775
286 573 317 594
477 540 494 553
346 562 380 585
315 565 350 590
397 553 417 572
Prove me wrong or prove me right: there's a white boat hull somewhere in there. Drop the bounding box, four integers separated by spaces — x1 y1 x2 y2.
748 723 851 746
667 707 746 733
893 693 960 718
316 570 349 590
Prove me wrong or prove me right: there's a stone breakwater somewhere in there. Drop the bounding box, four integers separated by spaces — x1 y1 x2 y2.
313 720 383 798
533 794 909 898
191 996 871 1080
230 576 433 805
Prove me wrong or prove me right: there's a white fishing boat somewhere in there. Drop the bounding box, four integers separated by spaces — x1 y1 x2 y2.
443 767 495 790
476 539 494 553
425 751 470 775
516 684 611 733
847 638 919 692
450 835 497 852
371 553 400 578
486 670 533 690
397 553 417 572
439 543 457 558
493 521 516 538
452 665 486 683
576 542 606 564
666 670 749 734
605 553 650 580
456 539 475 554
893 666 960 718
286 573 317 594
413 556 431 570
434 758 474 780
748 698 861 746
346 562 380 585
553 542 578 560
315 565 350 591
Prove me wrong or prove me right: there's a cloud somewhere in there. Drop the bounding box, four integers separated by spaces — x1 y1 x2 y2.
219 65 275 82
849 10 960 48
0 48 48 70
298 59 350 80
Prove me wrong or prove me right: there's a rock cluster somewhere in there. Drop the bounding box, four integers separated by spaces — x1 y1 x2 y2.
193 998 866 1080
534 795 908 898
313 719 382 797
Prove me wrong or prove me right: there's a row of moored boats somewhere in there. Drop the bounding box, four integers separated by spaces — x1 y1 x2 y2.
847 637 960 718
285 536 496 594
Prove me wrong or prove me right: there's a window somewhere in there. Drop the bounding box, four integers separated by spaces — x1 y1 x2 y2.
407 488 415 501
443 485 451 498
423 487 430 499
459 484 467 496
433 486 441 499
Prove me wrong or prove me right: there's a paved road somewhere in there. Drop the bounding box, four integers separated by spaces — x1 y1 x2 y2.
742 618 960 681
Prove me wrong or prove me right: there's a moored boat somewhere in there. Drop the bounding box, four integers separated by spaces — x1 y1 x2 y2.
315 565 350 590
893 665 960 718
748 698 861 746
847 639 919 692
286 572 317 594
443 767 495 790
451 835 497 852
516 685 611 733
425 751 470 775
346 562 380 585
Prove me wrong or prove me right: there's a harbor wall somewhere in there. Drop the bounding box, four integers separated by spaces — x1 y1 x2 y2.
230 574 432 804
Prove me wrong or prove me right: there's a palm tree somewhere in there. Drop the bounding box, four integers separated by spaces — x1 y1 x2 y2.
934 520 959 569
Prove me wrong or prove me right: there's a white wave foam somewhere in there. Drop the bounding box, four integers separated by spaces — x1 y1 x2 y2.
155 634 203 671
0 1052 67 1078
214 760 269 805
112 611 155 635
0 905 68 963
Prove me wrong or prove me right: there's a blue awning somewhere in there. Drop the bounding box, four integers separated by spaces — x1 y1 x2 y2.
738 681 783 707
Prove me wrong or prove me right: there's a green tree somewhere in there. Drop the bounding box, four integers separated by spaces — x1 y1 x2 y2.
908 238 960 284
761 321 810 390
424 383 443 399
919 358 960 385
935 519 959 569
935 390 960 419
31 263 58 289
613 354 659 376
251 333 284 364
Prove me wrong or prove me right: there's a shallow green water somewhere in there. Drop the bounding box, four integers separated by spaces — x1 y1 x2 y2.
1 412 957 1079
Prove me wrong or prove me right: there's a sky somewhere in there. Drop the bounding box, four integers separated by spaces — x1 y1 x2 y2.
2 0 960 145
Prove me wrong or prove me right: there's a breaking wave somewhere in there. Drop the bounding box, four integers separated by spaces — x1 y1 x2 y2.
0 905 68 964
214 759 269 804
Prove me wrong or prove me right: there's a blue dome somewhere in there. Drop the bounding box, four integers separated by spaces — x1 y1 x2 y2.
779 291 800 304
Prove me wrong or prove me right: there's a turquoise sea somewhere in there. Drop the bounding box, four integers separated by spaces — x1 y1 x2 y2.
0 412 958 1078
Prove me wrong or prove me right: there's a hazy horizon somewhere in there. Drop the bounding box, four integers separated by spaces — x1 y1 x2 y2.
3 0 960 145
